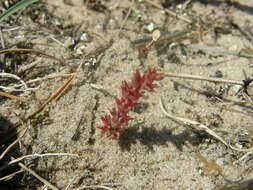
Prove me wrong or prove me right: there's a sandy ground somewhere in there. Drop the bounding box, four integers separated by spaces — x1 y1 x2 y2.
1 0 253 189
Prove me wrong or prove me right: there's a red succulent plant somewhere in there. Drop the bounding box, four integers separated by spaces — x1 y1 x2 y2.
97 68 164 139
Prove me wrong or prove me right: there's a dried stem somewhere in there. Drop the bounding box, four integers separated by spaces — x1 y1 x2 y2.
8 153 79 166
0 125 28 161
144 0 200 27
0 48 64 64
17 58 42 73
119 0 134 33
0 170 23 181
0 91 28 103
0 63 82 144
164 72 244 86
64 176 78 190
0 72 29 91
18 162 59 190
11 73 74 88
189 44 253 58
132 30 189 45
73 185 115 190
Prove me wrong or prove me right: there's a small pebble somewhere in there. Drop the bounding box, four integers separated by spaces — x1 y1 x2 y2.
145 22 155 32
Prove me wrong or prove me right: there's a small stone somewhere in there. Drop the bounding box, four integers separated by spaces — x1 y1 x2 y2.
64 37 75 48
80 33 89 42
177 4 183 9
85 57 97 67
74 44 86 55
229 44 238 51
145 22 155 32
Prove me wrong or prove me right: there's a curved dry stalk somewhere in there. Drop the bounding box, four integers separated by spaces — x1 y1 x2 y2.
0 72 36 92
159 97 253 152
0 72 27 89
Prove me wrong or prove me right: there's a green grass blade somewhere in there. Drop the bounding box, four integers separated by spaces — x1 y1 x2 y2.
0 0 39 23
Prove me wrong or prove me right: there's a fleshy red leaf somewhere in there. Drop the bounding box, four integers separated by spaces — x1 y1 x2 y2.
97 68 164 139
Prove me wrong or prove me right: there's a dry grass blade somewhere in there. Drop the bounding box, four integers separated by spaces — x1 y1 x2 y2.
0 72 36 92
189 44 253 58
0 72 27 88
0 60 82 144
165 72 244 85
17 58 42 73
119 0 134 33
0 91 28 103
42 62 82 103
18 162 59 190
64 176 77 190
164 72 253 104
14 70 77 129
0 170 23 181
0 126 28 161
73 185 115 190
144 0 199 27
0 48 64 64
11 73 74 88
8 153 79 165
159 97 253 152
47 74 75 102
132 30 189 45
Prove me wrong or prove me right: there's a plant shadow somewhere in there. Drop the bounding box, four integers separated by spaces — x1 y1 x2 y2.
119 123 211 152
0 114 22 190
